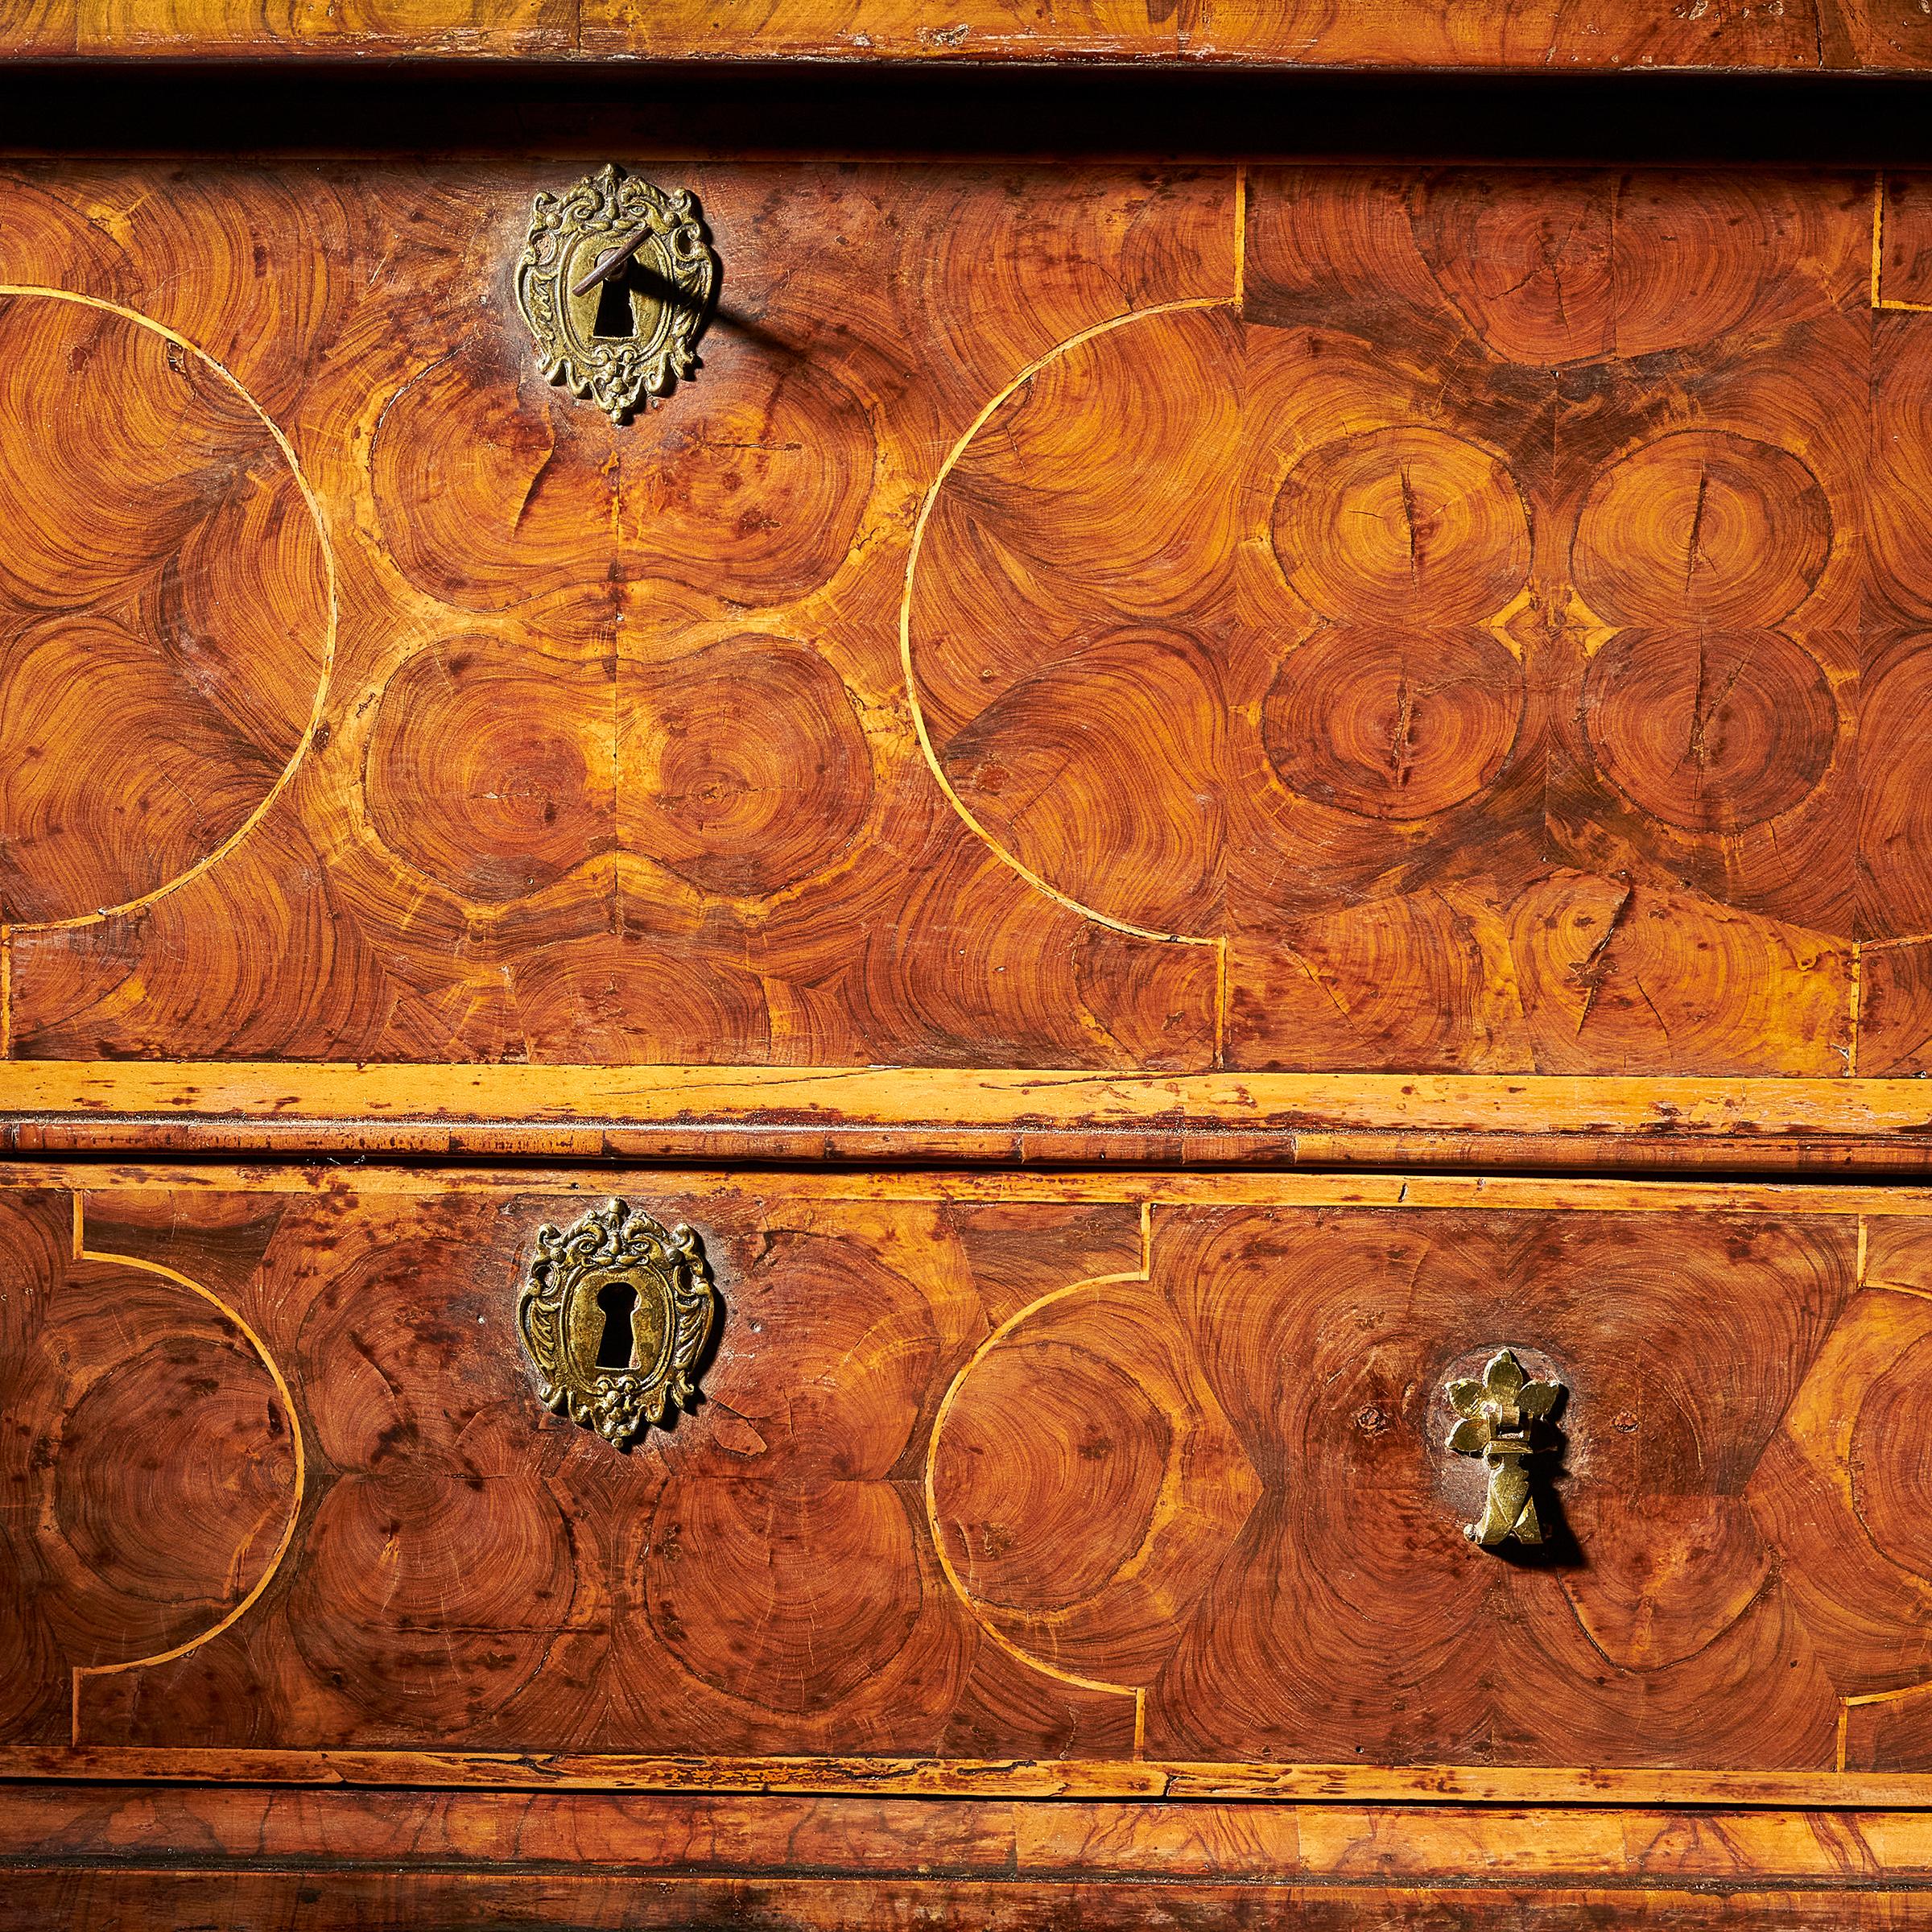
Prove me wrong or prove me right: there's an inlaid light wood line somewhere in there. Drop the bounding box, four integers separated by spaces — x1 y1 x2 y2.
1872 171 1887 307
1839 1674 1932 1773
1838 1208 1930 1790
7 1746 1932 1810
1484 583 1540 664
66 1190 308 1740
1847 943 1862 1075
1831 1221 1929 1766
1212 935 1229 1067
19 1161 1932 1216
0 924 11 1059
1871 173 1932 312
0 286 339 935
899 295 1230 949
1839 931 1932 952
1843 1682 1932 1736
1233 162 1247 312
1867 1279 1932 1303
923 1199 1155 1738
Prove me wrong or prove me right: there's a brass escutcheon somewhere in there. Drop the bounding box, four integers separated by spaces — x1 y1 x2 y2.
516 1199 717 1449
1446 1348 1563 1549
515 163 718 423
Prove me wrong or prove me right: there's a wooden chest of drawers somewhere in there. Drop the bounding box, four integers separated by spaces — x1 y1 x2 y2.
10 14 1932 1926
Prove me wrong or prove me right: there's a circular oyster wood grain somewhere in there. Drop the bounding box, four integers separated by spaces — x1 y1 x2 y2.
1748 1257 1932 1769
366 637 617 905
369 328 875 615
1403 175 1837 368
1143 1205 1857 1769
76 1187 1165 1758
646 1480 924 1714
1269 426 1532 625
136 162 1218 1075
0 1190 299 1742
31 1175 1932 1777
1262 625 1524 820
5 161 1923 1080
1846 1327 1932 1580
52 1344 292 1610
287 1472 573 1727
1583 628 1839 836
930 1276 1261 1690
906 299 1542 943
1855 636 1932 938
1570 431 1831 630
620 636 872 901
902 166 1895 1084
909 286 1850 946
936 630 1228 935
935 1338 1174 1612
0 290 331 927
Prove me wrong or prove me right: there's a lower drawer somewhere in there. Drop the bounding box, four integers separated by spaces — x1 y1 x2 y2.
3 1163 1930 1792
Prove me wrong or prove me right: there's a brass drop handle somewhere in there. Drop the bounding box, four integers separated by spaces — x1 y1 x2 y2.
1447 1349 1563 1548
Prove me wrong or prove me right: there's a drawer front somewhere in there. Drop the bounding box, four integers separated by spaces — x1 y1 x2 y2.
0 2 1906 70
3 157 1932 1107
5 1163 1932 1790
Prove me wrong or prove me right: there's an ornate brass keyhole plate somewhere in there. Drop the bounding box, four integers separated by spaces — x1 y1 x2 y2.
516 1199 718 1448
514 163 719 423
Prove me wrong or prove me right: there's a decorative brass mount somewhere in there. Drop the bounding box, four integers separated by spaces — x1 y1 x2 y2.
1446 1348 1563 1548
516 1199 717 1448
515 163 719 423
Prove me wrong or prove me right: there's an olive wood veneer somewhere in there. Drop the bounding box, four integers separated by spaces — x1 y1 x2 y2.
9 1794 1932 1930
9 0 1932 72
9 160 1932 1168
13 79 1932 1932
6 1163 1932 1922
2 1163 1931 1778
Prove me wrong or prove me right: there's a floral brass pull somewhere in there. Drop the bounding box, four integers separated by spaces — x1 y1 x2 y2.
1447 1349 1563 1548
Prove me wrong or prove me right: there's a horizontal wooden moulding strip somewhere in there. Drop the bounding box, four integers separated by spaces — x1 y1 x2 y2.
10 6 1932 80
2 1873 1927 1931
11 1062 1932 1171
19 1160 1932 1216
4 1786 1932 1885
7 1750 1932 1811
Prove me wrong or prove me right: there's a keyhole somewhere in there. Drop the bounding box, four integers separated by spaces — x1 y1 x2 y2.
593 1282 638 1368
591 275 636 341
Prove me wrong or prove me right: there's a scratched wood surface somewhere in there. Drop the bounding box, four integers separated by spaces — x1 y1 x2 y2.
7 161 1932 1093
6 1163 1932 1781
22 1060 1932 1171
12 1873 1932 1931
6 0 1932 69
14 1787 1932 1880
5 1792 1932 1930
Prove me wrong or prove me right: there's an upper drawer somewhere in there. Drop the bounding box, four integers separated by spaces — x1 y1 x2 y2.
6 1161 1932 1798
2 0 1928 69
8 158 1932 1152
